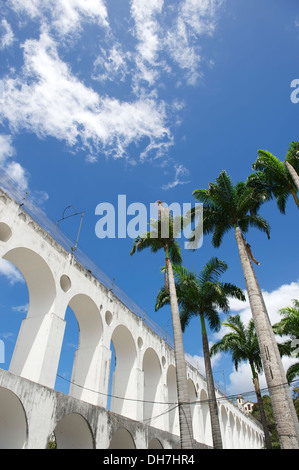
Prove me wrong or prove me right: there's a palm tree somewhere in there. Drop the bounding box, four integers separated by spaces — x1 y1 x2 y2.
155 257 245 449
273 299 299 384
130 201 194 449
247 143 299 212
191 170 299 449
285 141 299 191
210 314 272 449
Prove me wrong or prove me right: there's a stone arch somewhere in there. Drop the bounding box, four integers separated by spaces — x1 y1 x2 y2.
142 348 163 428
3 247 56 317
69 293 103 349
187 378 199 441
166 364 179 436
110 325 137 419
228 411 235 448
148 437 163 449
247 426 252 448
199 388 212 446
220 405 228 448
234 416 241 449
0 387 27 449
53 412 94 449
240 421 246 449
109 428 136 449
62 293 104 405
2 247 57 384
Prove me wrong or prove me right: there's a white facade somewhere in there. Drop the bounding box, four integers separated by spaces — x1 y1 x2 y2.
0 187 264 449
237 396 255 414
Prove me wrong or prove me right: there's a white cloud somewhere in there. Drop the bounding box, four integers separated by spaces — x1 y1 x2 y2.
93 44 131 83
0 134 30 191
0 259 24 285
225 280 299 328
8 0 109 36
12 303 29 313
129 0 224 87
0 134 15 164
166 17 201 86
162 163 190 190
5 161 29 193
180 0 223 36
185 351 222 378
227 355 298 397
130 0 164 86
166 0 224 85
0 134 49 206
0 19 15 49
1 0 225 179
0 31 172 161
212 280 299 395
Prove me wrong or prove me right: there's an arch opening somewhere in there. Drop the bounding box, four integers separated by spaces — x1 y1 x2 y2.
166 365 178 436
109 428 135 449
109 325 137 419
1 247 57 383
53 413 94 449
60 293 104 405
0 387 27 449
3 247 56 317
199 389 212 446
143 348 162 428
187 378 198 442
148 437 163 449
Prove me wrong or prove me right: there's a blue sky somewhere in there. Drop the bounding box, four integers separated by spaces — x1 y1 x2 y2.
0 0 298 400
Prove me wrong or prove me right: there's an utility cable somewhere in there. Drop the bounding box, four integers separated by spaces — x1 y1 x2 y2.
56 373 299 408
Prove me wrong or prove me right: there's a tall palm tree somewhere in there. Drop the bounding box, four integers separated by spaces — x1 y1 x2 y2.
247 143 299 212
210 314 272 449
285 141 299 191
155 257 245 449
191 170 299 449
273 299 299 384
130 201 194 449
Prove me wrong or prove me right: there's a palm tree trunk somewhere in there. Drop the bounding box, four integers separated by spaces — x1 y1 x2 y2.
290 188 299 210
285 161 299 193
235 226 299 449
166 256 194 449
200 312 223 449
250 362 272 449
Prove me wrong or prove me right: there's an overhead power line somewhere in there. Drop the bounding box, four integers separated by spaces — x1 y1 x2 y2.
56 373 299 408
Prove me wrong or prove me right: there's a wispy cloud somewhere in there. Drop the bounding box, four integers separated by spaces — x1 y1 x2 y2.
0 259 24 285
130 0 164 86
0 134 49 204
0 19 15 49
8 0 109 36
93 44 131 83
165 0 224 85
12 303 29 313
0 31 172 162
0 134 29 191
162 163 190 190
1 0 225 180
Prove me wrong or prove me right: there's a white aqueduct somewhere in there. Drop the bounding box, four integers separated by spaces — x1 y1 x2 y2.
0 180 264 449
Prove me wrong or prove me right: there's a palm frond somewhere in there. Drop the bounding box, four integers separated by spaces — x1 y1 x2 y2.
197 257 228 284
243 213 271 239
285 141 299 174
